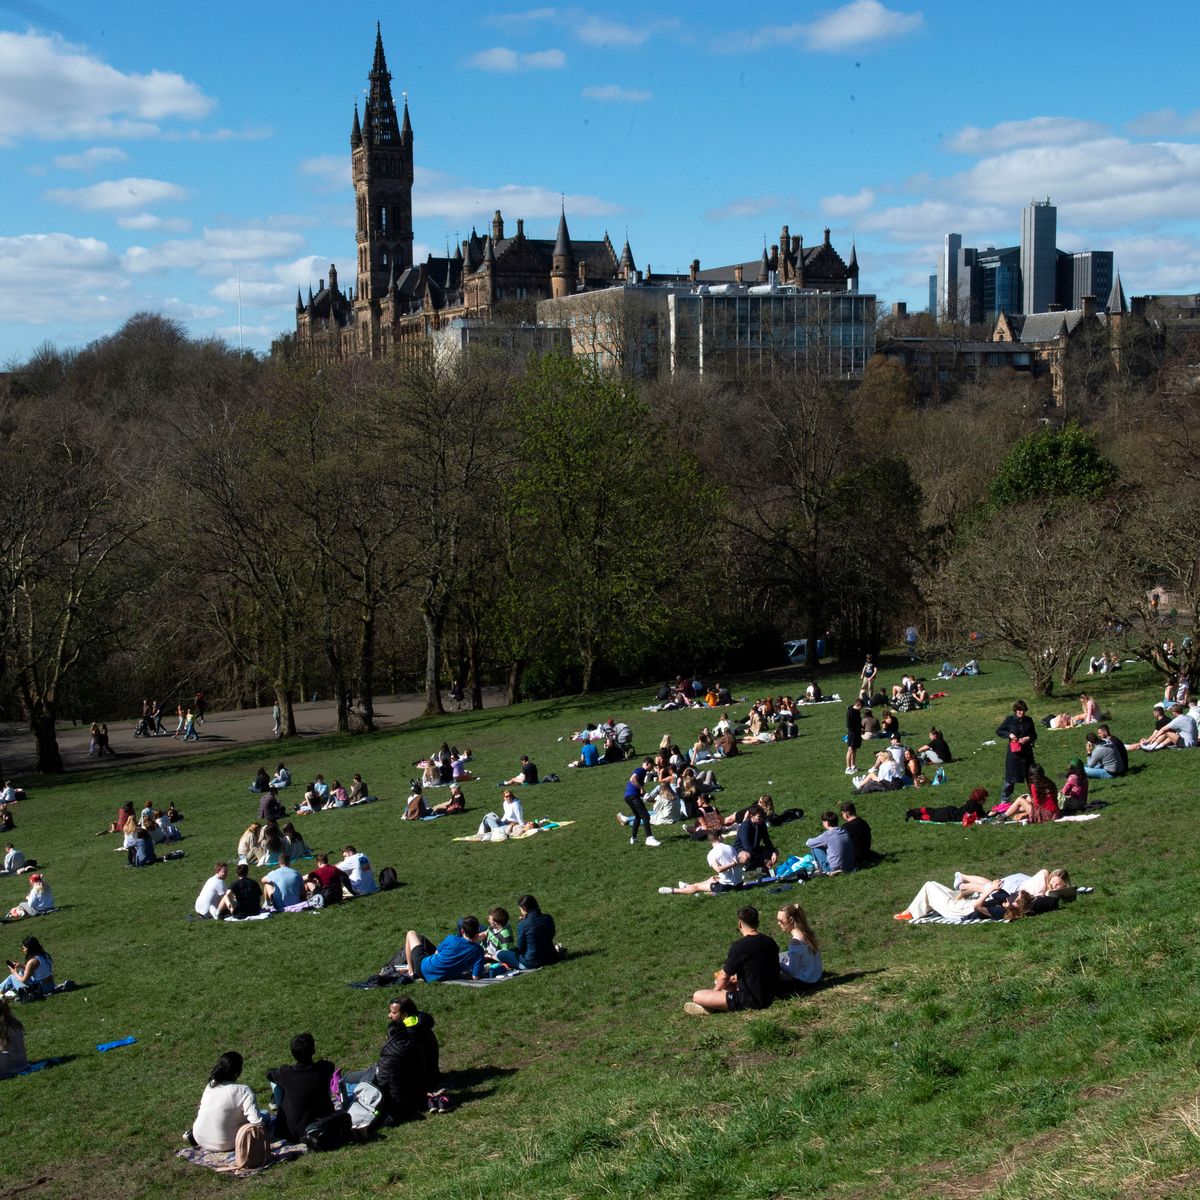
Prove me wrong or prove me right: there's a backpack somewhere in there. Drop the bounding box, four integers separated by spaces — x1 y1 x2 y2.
346 1082 384 1131
303 1110 352 1152
378 866 400 891
233 1122 269 1169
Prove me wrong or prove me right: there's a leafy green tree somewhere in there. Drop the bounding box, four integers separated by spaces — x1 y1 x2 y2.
988 423 1118 509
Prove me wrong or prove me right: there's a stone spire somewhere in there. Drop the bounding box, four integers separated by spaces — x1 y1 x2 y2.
619 236 635 276
553 207 572 258
1107 270 1127 315
848 242 859 293
364 23 400 145
551 205 573 299
759 245 770 283
296 287 304 313
350 101 361 147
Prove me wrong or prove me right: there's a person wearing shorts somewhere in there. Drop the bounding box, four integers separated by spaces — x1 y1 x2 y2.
845 697 864 774
684 906 779 1014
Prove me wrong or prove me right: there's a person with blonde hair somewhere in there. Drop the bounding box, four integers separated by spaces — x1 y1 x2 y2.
777 905 823 985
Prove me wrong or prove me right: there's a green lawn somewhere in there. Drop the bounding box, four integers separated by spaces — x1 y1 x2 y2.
3 657 1199 1199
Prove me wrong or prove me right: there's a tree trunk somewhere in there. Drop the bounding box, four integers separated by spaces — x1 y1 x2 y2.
506 658 525 706
333 675 350 732
275 681 296 737
421 604 445 716
31 706 63 774
468 636 483 710
581 643 597 694
357 606 377 732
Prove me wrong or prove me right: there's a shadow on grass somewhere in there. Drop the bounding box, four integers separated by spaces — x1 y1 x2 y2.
778 968 887 1001
440 1063 518 1106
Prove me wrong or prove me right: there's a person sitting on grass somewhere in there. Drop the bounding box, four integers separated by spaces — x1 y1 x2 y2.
1 935 54 998
568 738 602 769
400 916 486 983
249 767 270 794
0 805 14 834
514 895 562 969
266 1033 334 1143
430 784 467 815
263 854 304 910
476 790 524 839
659 831 744 895
0 997 28 1077
103 801 135 837
776 904 823 987
185 1051 263 1152
372 1005 429 1123
270 763 291 789
403 782 429 821
348 774 373 804
216 862 263 918
7 873 54 920
805 812 855 875
502 755 539 786
1 842 32 876
257 787 286 824
1136 703 1198 751
339 845 377 896
484 906 517 970
280 822 312 861
839 802 874 865
451 751 474 782
194 862 229 918
917 727 952 764
684 905 780 1015
853 749 904 794
684 794 724 841
305 853 346 904
733 805 778 873
1084 725 1128 779
999 764 1060 823
391 995 442 1100
1059 759 1089 815
127 823 158 867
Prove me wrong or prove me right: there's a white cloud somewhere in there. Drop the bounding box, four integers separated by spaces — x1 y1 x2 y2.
705 195 784 221
211 279 291 307
732 2 921 53
413 182 618 222
52 146 130 172
948 117 1109 155
804 0 923 50
46 176 187 212
0 30 214 146
485 7 558 25
116 212 191 231
122 228 307 275
581 84 652 103
576 18 653 47
467 46 566 72
0 232 125 323
856 199 1009 243
300 154 350 190
821 188 876 217
1126 109 1200 138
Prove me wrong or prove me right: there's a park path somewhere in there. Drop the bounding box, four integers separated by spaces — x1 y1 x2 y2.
0 690 507 779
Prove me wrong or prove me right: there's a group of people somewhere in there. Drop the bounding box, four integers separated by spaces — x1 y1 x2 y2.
185 998 444 1151
194 845 381 919
397 895 561 983
894 865 1073 923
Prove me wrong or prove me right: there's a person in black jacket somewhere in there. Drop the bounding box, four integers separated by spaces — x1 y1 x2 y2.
373 1014 428 1122
733 806 778 872
267 1033 334 1141
389 997 439 1091
996 700 1037 800
515 895 561 968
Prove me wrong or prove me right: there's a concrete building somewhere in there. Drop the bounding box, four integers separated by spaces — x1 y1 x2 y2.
935 233 962 320
1021 198 1058 314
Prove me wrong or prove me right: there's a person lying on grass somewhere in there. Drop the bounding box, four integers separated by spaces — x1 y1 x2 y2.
400 915 486 983
894 869 1071 922
905 787 990 824
659 831 744 895
951 867 1070 900
684 905 779 1015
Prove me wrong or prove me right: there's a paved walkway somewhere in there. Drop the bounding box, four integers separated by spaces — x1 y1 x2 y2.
0 689 507 778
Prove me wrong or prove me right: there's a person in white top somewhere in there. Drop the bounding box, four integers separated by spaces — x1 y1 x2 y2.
339 845 377 895
659 832 745 894
194 862 229 918
187 1051 263 1151
476 791 525 838
1 844 26 875
776 904 823 985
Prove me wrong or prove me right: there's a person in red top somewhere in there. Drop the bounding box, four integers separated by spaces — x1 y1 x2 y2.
304 853 345 902
1003 764 1059 823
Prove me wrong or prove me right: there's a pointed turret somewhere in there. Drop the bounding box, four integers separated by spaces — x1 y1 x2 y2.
759 245 770 283
482 235 496 270
401 97 412 139
619 236 635 277
848 242 859 293
372 21 386 75
1107 270 1127 315
351 101 361 147
365 23 401 145
551 207 574 298
796 235 806 287
296 287 304 313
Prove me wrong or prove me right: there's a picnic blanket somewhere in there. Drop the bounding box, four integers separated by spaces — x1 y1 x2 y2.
175 1139 307 1177
454 820 574 843
348 966 536 990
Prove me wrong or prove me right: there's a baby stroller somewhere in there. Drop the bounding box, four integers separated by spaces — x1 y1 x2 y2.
132 716 150 737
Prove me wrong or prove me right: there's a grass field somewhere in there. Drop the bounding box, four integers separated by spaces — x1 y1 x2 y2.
3 655 1199 1199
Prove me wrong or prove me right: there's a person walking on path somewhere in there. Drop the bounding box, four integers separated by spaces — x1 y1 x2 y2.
272 702 282 740
194 691 206 726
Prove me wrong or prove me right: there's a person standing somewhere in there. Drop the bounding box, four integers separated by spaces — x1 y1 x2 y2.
845 697 864 775
272 702 282 740
905 624 919 661
173 703 185 738
194 691 206 726
995 700 1037 800
183 709 199 742
622 758 660 847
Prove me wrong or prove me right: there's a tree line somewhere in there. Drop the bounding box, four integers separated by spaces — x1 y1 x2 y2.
1 310 1195 771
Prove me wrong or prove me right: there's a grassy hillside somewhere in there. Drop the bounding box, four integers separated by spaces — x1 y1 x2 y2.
3 656 1198 1199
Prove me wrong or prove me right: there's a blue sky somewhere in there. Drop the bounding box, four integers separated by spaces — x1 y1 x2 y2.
2 0 1200 360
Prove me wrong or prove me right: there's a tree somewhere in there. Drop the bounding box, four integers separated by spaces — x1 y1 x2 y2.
989 422 1117 509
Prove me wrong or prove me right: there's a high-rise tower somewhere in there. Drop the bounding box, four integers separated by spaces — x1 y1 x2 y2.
352 24 413 305
1021 198 1057 315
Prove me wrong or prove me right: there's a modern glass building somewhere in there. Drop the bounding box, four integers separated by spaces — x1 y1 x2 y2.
1021 199 1058 314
